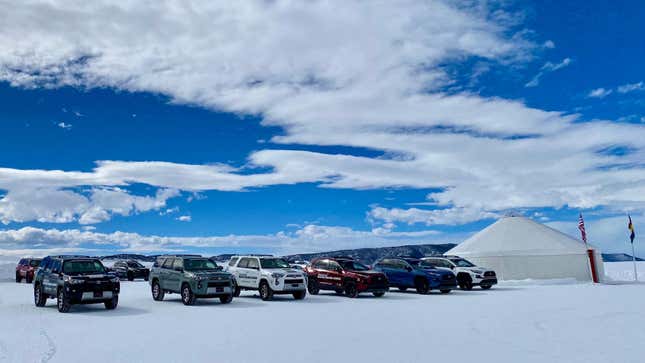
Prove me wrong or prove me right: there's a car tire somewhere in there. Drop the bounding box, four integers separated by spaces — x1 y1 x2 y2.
307 277 320 295
440 289 451 294
334 289 344 295
293 290 306 300
15 272 21 283
259 281 274 301
458 274 473 291
232 280 241 297
151 280 165 301
415 278 430 294
219 294 233 304
34 284 47 307
344 282 359 298
127 272 134 281
181 283 196 305
397 287 407 292
104 295 118 310
373 291 385 297
481 284 492 290
57 288 71 313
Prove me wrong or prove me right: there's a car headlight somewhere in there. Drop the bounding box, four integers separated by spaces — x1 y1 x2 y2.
271 272 285 279
63 276 84 284
111 276 120 283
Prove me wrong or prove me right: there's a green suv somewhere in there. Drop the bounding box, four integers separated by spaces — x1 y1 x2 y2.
149 255 234 305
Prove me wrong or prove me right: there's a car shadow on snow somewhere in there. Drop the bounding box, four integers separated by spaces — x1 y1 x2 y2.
40 304 149 317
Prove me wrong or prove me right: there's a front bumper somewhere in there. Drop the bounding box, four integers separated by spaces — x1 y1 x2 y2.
270 276 307 293
357 278 389 293
474 278 498 286
194 279 234 297
66 282 119 304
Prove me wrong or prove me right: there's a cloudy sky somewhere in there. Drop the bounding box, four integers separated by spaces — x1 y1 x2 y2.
0 0 643 257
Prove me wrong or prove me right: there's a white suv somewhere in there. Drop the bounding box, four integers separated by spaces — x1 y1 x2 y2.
226 256 307 300
420 256 497 290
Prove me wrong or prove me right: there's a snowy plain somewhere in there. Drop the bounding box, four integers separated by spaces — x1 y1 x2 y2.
0 259 644 363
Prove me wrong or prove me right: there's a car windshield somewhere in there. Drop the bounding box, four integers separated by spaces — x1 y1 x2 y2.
29 260 41 267
406 259 420 267
260 258 291 269
449 258 475 267
419 261 437 269
184 259 218 271
127 261 144 268
338 260 370 271
63 260 105 275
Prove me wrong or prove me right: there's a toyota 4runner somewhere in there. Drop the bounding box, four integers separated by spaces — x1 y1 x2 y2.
149 255 234 305
226 256 307 301
33 256 120 313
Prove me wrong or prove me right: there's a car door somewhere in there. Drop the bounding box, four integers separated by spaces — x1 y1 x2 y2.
160 258 175 291
45 259 62 295
246 258 261 288
398 260 416 287
376 259 398 285
167 258 184 292
313 260 332 288
234 258 250 287
326 260 345 289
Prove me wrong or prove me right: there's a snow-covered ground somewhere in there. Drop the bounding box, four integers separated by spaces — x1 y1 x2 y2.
1 264 644 363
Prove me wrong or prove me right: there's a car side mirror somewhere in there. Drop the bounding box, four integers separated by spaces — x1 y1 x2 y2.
174 266 184 272
405 266 413 272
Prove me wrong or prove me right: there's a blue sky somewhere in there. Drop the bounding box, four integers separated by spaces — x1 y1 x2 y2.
0 1 643 257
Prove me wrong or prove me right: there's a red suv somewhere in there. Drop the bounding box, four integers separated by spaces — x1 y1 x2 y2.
16 258 42 283
305 257 388 298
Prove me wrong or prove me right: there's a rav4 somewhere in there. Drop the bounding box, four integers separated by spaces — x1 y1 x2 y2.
305 257 388 298
109 259 150 281
16 258 41 283
33 256 120 313
226 256 307 301
149 255 234 305
420 256 497 290
373 257 457 294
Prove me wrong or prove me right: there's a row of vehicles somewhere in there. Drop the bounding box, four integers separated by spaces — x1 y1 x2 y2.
18 254 496 313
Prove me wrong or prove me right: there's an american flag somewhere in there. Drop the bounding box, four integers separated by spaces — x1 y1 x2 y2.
578 213 587 245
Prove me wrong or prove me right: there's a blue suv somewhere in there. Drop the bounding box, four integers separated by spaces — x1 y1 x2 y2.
373 257 457 294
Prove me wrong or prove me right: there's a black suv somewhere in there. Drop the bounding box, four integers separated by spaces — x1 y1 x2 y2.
108 259 150 281
33 256 120 313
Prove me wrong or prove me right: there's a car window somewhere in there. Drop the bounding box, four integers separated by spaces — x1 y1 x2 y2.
173 259 184 270
51 260 62 274
162 258 175 269
312 260 328 270
40 258 51 272
247 258 259 269
228 257 239 267
29 260 41 267
420 259 437 268
328 260 342 272
19 259 26 265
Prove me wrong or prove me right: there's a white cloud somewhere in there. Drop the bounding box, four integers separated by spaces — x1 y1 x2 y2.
587 88 613 98
617 81 644 94
543 40 555 49
0 224 452 256
177 215 191 222
369 206 498 226
57 122 72 130
0 1 642 230
525 57 571 87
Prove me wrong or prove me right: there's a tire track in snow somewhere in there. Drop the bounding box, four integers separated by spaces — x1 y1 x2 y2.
40 330 56 363
0 340 8 362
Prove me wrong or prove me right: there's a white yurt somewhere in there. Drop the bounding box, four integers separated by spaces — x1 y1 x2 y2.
447 216 604 281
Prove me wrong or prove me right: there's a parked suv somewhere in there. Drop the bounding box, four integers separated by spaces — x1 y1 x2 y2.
33 256 120 313
373 257 456 294
16 258 42 283
305 257 388 298
108 259 150 281
149 255 234 305
226 256 307 301
420 256 497 290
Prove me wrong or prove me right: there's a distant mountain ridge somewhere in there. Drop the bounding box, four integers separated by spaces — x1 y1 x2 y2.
601 253 644 262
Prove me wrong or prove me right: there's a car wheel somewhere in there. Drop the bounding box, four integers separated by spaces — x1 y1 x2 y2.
181 283 196 305
127 272 134 281
219 294 233 304
34 284 47 307
151 280 165 301
57 288 71 313
481 284 492 290
232 280 241 297
397 287 407 292
440 289 451 294
458 274 473 291
15 272 21 283
307 277 320 295
415 278 430 294
293 290 306 300
259 281 274 301
344 282 359 298
104 295 118 310
373 291 385 297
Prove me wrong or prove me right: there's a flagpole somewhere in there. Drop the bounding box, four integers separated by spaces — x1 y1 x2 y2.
631 241 638 282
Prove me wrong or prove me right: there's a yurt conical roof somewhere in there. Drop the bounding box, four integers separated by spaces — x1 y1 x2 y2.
448 216 590 257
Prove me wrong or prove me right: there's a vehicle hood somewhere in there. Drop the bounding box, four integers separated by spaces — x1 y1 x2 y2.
189 271 232 279
347 270 386 278
418 267 453 277
265 268 305 275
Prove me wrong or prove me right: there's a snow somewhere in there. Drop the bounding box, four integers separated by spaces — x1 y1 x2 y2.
604 261 645 282
1 264 645 362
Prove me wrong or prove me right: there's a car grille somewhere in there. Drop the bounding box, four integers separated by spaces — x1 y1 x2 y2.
442 274 455 281
207 281 230 288
80 280 115 292
284 279 304 284
484 271 496 277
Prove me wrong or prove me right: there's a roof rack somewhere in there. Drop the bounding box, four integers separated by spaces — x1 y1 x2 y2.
331 255 355 260
159 254 203 258
54 255 92 259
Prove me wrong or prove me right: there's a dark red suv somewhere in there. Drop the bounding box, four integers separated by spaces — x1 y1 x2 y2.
16 258 42 283
305 257 388 298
